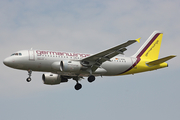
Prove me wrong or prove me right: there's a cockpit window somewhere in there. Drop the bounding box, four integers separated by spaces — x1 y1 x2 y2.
11 53 22 56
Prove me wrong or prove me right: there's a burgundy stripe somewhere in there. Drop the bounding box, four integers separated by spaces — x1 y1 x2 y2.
137 33 160 57
120 33 160 75
120 57 141 74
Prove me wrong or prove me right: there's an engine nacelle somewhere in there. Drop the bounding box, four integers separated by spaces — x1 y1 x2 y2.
42 73 68 85
60 60 83 72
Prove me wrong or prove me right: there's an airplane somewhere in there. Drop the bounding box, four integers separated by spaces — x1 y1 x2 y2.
3 31 176 90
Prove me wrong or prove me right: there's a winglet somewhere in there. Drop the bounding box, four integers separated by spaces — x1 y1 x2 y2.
136 37 141 43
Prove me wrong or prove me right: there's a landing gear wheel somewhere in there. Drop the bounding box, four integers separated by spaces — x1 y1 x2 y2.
88 75 95 83
74 83 82 90
26 70 32 82
26 77 31 82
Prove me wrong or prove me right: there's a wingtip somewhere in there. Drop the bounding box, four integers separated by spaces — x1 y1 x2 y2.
170 55 177 58
136 37 141 43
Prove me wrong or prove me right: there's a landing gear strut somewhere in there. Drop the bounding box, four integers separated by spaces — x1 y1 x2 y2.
26 70 32 82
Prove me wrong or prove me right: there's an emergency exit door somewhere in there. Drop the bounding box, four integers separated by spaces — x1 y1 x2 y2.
29 50 35 60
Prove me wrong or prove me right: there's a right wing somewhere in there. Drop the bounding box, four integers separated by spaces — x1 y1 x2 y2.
81 39 140 72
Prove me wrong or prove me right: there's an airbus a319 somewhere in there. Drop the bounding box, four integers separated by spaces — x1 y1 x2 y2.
3 31 176 90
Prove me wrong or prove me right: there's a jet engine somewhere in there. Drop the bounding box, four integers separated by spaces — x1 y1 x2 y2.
60 60 85 72
42 73 68 85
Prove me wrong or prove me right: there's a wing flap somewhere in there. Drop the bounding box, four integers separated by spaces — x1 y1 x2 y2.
146 55 176 66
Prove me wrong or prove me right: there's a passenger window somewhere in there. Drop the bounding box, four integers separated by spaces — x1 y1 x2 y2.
19 53 22 56
15 53 18 55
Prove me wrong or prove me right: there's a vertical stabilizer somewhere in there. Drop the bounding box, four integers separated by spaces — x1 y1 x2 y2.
133 31 163 60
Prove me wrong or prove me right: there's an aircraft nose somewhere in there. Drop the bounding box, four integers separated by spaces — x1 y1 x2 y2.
3 57 12 66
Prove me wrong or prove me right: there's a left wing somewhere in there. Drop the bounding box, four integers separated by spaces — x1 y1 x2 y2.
81 39 139 72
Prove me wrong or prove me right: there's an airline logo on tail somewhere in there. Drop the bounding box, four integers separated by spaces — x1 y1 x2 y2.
145 40 159 57
135 32 163 60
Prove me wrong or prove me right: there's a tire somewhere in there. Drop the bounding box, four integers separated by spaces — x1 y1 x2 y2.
26 77 31 82
74 83 82 90
88 75 95 82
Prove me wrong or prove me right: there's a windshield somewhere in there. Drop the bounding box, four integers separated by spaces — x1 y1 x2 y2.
11 53 22 56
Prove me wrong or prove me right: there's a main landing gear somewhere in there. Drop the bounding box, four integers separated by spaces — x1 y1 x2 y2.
26 70 32 82
88 75 95 83
73 77 82 90
74 83 82 90
74 75 96 90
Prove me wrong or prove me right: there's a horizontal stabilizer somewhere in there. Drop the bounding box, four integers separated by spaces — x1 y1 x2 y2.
146 55 176 66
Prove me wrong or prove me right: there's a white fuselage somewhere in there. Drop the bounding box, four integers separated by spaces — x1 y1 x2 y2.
4 50 135 77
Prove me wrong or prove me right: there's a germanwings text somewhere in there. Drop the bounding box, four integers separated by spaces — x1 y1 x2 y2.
36 50 91 57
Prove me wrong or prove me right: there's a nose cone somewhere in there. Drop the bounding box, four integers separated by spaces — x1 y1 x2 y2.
3 57 12 67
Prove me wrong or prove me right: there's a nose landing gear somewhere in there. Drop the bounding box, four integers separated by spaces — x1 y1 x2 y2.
26 70 32 82
26 77 31 82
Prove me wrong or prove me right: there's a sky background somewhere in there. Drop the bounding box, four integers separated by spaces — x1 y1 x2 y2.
0 0 180 120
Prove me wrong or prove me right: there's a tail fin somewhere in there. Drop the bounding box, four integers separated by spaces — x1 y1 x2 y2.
133 31 163 60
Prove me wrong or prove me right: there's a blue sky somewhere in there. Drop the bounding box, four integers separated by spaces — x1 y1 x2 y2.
0 0 180 120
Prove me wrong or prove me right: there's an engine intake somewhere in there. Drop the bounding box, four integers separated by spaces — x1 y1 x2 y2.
42 73 68 85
